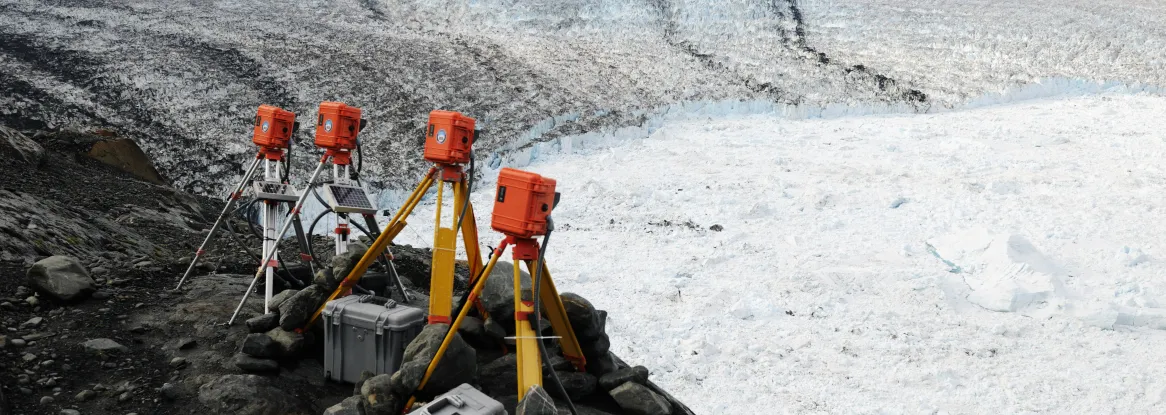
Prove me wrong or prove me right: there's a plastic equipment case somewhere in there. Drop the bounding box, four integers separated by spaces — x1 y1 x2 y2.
322 295 425 383
423 110 476 165
408 383 506 415
315 102 363 151
491 168 557 239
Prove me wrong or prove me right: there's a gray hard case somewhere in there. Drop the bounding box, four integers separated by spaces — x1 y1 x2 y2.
322 294 425 383
409 383 507 415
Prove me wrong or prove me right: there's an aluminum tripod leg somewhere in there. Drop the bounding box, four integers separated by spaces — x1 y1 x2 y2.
290 211 319 274
227 155 330 325
174 156 263 290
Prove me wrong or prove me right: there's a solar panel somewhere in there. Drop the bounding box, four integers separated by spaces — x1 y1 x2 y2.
251 181 298 202
324 184 378 214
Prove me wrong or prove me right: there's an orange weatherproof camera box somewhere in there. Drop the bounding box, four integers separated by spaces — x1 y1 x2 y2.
491 168 557 239
423 110 475 165
253 105 296 155
315 102 363 152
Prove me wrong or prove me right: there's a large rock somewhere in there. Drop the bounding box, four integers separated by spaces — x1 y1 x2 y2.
609 382 671 415
516 385 558 415
399 324 476 399
269 289 298 310
479 261 530 330
198 374 311 415
554 371 597 401
265 328 305 357
599 366 650 391
0 126 45 166
27 256 95 302
324 395 365 415
233 354 279 373
241 333 278 358
359 374 400 415
246 313 280 333
327 242 369 289
478 354 518 397
560 293 601 338
81 338 128 355
278 285 326 331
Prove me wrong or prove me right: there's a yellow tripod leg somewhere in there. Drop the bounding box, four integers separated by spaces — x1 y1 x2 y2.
405 245 507 411
302 170 435 330
526 260 587 371
429 181 458 324
454 179 484 279
514 260 543 400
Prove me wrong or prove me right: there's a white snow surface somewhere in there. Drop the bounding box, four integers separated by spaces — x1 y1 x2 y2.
394 93 1166 414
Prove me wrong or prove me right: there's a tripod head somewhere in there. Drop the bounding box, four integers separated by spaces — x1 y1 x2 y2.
491 167 557 240
253 105 298 160
314 101 367 165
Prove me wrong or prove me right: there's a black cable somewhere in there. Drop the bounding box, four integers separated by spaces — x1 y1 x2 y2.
355 138 363 178
531 217 578 415
453 153 475 231
306 208 332 260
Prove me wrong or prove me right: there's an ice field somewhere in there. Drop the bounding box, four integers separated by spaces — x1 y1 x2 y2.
397 92 1166 414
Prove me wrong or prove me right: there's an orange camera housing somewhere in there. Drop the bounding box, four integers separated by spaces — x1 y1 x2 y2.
253 105 296 160
423 110 475 165
491 168 557 239
315 102 363 164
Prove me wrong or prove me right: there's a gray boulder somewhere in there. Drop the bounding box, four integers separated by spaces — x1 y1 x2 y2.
609 382 671 415
478 261 530 327
246 313 280 333
81 338 128 355
359 374 400 415
278 285 326 331
27 256 95 302
265 328 305 357
0 126 45 166
599 365 650 391
516 385 558 415
478 354 518 397
233 354 279 373
554 371 597 400
241 333 278 358
327 242 369 288
198 374 311 415
269 289 298 309
399 323 476 399
324 395 366 415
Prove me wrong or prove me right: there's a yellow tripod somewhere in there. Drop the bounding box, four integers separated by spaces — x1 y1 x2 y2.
305 164 486 329
404 235 587 409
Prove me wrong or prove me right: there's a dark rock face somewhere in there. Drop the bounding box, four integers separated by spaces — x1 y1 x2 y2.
609 382 672 415
599 366 650 391
27 256 95 302
516 385 558 415
197 374 311 415
479 261 530 331
560 293 617 377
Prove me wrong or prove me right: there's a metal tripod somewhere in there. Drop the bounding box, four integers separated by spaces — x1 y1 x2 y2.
302 163 486 331
174 154 318 306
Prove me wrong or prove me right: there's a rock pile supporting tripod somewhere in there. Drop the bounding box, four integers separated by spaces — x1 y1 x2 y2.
174 105 317 314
